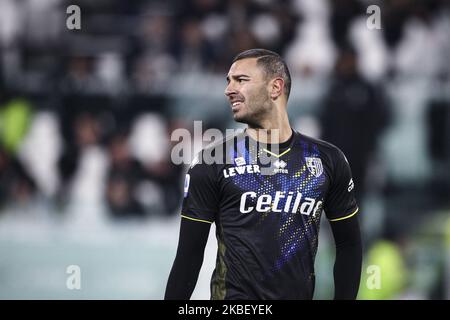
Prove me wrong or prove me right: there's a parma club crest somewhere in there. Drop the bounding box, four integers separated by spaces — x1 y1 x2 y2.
305 157 323 178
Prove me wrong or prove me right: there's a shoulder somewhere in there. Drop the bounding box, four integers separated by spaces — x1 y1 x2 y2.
189 130 245 170
294 131 352 181
192 130 245 167
295 131 346 161
203 129 244 153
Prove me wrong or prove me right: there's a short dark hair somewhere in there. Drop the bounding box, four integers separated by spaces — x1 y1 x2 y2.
232 48 292 99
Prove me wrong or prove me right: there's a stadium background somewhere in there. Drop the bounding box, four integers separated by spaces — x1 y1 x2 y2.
0 0 449 299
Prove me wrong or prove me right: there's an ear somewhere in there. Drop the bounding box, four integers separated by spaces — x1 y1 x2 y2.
270 78 284 100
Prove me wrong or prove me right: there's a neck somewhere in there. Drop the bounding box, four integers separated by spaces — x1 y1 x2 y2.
246 107 292 144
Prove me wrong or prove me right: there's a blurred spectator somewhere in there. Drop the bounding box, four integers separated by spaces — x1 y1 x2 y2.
129 114 184 216
0 0 448 300
57 111 108 206
329 0 364 49
381 0 413 50
105 131 145 218
129 6 177 92
17 111 62 198
173 18 216 72
60 56 101 93
285 0 335 77
94 52 128 95
0 97 37 208
426 98 450 200
319 47 390 201
177 0 224 21
0 146 37 209
0 0 24 47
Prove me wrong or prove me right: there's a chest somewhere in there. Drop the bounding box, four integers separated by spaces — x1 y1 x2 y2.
219 158 330 215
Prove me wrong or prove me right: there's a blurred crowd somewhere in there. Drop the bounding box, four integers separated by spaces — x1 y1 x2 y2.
0 0 448 212
0 0 449 298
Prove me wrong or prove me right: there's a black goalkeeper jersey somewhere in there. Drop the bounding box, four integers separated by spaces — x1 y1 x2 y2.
181 129 358 300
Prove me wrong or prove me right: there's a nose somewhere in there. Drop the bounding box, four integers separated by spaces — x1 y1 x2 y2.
225 82 237 97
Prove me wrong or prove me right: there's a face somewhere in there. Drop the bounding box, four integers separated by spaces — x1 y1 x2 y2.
225 58 272 125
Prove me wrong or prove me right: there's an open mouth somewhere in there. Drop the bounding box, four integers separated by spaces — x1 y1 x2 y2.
231 101 243 110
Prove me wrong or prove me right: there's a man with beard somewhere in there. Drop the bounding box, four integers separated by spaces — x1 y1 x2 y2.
165 49 362 300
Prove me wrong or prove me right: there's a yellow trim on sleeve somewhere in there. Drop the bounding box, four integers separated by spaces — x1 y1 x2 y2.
329 207 359 222
181 214 213 224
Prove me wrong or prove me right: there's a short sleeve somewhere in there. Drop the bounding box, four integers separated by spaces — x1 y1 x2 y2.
181 154 219 223
324 148 359 221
